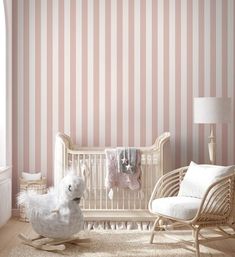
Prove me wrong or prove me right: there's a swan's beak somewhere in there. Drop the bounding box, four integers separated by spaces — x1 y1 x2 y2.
73 197 81 204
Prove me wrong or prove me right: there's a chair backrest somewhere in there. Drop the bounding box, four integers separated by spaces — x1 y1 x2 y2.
178 161 235 199
195 173 235 223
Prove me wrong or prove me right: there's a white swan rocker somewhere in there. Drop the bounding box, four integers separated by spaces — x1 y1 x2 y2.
17 173 87 251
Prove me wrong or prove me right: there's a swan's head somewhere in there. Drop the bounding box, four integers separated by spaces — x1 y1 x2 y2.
59 173 85 204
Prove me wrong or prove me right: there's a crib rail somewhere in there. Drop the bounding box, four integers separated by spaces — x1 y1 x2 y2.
54 132 171 225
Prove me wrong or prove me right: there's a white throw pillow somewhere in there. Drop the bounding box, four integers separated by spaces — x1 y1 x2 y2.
22 172 42 181
178 161 234 199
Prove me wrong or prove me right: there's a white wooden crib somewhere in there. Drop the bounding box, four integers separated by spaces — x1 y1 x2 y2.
54 132 171 230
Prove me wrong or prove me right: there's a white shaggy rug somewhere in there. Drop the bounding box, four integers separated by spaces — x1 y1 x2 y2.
8 230 235 257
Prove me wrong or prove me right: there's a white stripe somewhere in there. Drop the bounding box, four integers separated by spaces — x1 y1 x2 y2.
204 0 210 164
192 0 199 163
64 0 70 135
146 0 152 145
52 0 59 148
134 0 140 146
216 0 222 165
41 0 47 176
18 0 24 174
111 0 117 146
87 0 94 146
169 0 176 168
76 0 82 145
157 0 163 135
227 0 234 164
99 0 105 146
123 0 129 146
29 0 35 171
181 0 187 166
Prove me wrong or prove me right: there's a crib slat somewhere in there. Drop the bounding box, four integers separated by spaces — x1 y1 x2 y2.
133 185 136 210
92 154 96 210
139 156 143 209
71 154 74 171
144 155 148 209
100 154 102 209
151 152 154 204
105 154 108 210
84 154 91 210
122 189 124 209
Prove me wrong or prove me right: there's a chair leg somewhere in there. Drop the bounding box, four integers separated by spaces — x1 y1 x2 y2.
150 217 160 244
192 229 195 238
194 227 200 257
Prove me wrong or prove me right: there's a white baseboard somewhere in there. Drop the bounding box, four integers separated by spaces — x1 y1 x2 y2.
12 208 20 217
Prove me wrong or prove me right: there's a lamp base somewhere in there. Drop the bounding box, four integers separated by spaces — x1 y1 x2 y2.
208 125 216 165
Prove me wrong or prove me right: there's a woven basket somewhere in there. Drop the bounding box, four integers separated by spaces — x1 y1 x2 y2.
19 177 47 222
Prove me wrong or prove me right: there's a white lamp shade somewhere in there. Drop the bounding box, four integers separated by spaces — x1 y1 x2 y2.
194 97 231 124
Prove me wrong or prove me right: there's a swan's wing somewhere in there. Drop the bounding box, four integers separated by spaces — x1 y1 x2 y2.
17 190 57 215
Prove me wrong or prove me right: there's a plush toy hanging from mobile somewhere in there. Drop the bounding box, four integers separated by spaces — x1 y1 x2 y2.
17 173 86 251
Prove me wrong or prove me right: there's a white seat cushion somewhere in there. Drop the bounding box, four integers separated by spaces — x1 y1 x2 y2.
151 196 201 220
178 161 234 199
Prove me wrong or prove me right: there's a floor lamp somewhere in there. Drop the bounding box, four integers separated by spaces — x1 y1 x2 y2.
194 97 231 165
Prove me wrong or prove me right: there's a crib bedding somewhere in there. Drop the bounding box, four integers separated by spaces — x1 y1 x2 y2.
105 148 141 199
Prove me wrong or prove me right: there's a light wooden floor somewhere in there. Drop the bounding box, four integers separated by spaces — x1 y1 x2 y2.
0 218 33 257
1 218 235 256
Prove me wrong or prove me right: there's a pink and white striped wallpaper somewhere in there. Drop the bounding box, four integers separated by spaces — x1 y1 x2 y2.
12 0 235 203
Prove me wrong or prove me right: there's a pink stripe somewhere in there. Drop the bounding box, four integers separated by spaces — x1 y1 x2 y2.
105 0 111 146
58 0 64 133
175 0 181 168
70 0 76 143
117 0 123 146
198 0 205 164
210 1 216 97
82 0 88 146
12 0 18 207
47 0 53 186
140 0 146 146
222 0 228 165
128 0 134 146
94 0 99 146
152 0 158 143
35 0 41 172
187 0 193 164
24 0 29 171
164 0 169 132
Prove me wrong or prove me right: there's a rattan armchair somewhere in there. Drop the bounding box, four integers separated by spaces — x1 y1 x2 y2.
148 166 235 257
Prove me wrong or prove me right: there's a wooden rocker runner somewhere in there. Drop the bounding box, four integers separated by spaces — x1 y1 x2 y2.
18 233 90 251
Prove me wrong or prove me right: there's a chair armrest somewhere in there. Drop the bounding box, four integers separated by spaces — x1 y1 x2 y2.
193 173 235 222
148 166 188 213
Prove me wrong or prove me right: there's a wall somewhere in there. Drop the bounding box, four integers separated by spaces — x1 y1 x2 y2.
0 0 12 168
0 0 6 167
5 0 12 168
12 0 235 204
